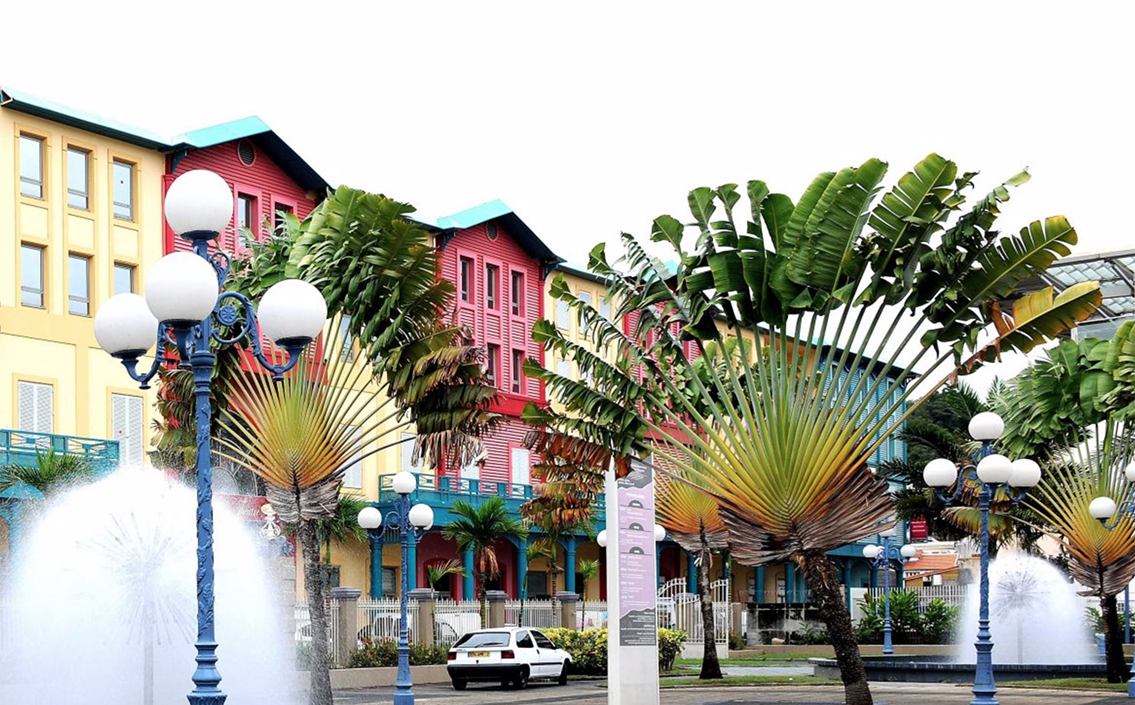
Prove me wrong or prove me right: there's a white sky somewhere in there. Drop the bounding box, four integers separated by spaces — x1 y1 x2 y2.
4 0 1131 393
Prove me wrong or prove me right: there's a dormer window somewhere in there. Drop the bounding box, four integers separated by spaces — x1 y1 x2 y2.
460 256 474 303
511 270 525 317
486 264 499 310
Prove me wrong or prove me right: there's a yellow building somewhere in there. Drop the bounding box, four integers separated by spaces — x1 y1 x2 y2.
0 89 167 465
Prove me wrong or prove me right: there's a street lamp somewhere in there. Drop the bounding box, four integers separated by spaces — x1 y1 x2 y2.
94 169 326 705
654 523 666 588
357 471 433 705
922 412 1041 705
1086 459 1135 698
862 524 917 655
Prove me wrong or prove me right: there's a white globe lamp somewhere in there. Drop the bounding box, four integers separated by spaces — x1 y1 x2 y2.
357 506 382 530
597 530 607 548
392 471 417 496
1090 496 1118 521
1125 461 1135 484
654 524 666 543
1008 459 1042 488
976 454 1014 484
94 293 159 357
923 458 958 488
144 252 218 325
900 544 918 559
862 545 881 559
409 503 434 530
164 170 234 236
257 279 327 345
969 412 1005 441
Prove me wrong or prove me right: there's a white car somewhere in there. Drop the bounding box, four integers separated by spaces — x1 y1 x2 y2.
446 627 572 690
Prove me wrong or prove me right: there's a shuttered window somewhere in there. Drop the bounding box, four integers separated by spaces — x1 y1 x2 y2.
343 425 363 488
510 446 530 485
17 381 53 434
111 393 144 466
556 299 570 330
578 291 592 334
400 433 422 473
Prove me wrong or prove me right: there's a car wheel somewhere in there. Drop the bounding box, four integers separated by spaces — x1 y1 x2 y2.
452 679 467 691
514 667 530 689
558 662 569 686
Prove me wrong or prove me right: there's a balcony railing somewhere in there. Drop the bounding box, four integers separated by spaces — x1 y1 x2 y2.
378 473 606 515
0 429 120 476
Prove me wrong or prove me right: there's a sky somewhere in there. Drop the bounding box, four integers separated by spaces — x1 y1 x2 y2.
3 0 1131 392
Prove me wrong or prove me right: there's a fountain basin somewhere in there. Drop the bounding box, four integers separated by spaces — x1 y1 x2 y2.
810 655 1107 683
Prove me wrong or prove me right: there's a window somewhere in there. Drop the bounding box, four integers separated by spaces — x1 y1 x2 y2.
461 460 480 481
17 381 53 434
382 567 397 598
579 291 592 333
556 298 570 329
557 358 571 380
114 263 135 295
486 222 498 240
237 194 256 231
67 147 90 209
400 433 422 473
510 270 524 316
21 244 45 308
485 264 499 310
510 446 530 485
112 160 134 221
511 349 525 394
486 344 500 386
459 257 474 303
337 315 354 361
342 426 363 489
19 135 44 199
516 632 534 649
599 297 612 321
68 254 91 316
533 631 556 650
527 572 549 598
111 394 144 466
274 202 293 232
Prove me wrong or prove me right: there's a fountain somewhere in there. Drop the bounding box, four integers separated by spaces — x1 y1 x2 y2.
812 551 1104 682
0 468 300 704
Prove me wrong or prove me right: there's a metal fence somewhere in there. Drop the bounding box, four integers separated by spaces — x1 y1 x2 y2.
504 600 556 630
434 599 483 646
358 598 418 643
295 599 338 656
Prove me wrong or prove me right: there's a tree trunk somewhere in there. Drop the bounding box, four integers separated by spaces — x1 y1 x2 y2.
479 568 489 627
301 520 333 705
697 548 723 679
799 551 872 705
1103 593 1131 683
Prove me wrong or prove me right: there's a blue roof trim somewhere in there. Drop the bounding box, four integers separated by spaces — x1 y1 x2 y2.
1 86 169 150
435 200 563 270
1 86 330 193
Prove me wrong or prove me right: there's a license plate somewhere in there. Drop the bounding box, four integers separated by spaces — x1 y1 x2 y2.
470 651 490 658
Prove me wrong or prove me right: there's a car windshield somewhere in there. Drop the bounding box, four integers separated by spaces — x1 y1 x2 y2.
454 631 511 648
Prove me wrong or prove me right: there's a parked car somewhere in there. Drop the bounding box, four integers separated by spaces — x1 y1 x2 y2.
446 627 571 690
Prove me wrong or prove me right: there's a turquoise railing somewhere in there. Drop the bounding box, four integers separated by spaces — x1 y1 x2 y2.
377 473 606 520
0 429 120 476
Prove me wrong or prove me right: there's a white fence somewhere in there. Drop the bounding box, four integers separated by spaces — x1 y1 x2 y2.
656 579 730 644
577 600 608 630
848 584 969 621
434 599 483 646
358 598 418 643
505 600 556 629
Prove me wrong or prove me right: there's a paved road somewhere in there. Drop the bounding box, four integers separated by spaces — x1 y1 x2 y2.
333 681 1133 705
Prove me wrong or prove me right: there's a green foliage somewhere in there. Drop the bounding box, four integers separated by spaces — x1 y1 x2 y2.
795 621 830 645
346 638 448 668
0 448 93 498
855 592 958 644
541 627 686 673
442 498 527 602
426 559 467 590
1086 606 1129 634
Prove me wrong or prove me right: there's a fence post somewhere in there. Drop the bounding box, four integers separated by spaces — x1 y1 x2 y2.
486 590 508 628
410 588 437 648
330 587 361 667
730 602 742 645
555 592 579 629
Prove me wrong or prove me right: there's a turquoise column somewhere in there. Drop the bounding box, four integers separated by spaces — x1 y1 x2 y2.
406 529 418 591
565 537 577 593
754 565 765 603
369 534 383 599
463 548 475 600
517 539 528 599
686 552 697 593
785 563 796 603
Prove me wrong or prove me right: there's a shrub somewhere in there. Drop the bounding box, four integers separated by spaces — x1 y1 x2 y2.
855 591 959 644
346 638 448 668
796 620 830 645
921 598 960 643
543 627 685 673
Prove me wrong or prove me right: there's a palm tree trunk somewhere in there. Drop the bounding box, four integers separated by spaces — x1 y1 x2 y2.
479 567 489 627
799 551 872 705
1103 593 1131 683
301 520 334 705
697 548 723 679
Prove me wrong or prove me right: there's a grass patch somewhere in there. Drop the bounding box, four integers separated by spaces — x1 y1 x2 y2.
660 675 836 688
676 654 823 666
1000 678 1128 692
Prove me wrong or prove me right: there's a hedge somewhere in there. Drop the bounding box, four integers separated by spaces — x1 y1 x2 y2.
543 627 686 673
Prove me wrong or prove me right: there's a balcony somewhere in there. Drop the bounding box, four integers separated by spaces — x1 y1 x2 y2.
0 429 120 489
377 473 606 531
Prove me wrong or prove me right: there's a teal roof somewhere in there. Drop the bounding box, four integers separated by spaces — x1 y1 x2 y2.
435 199 514 230
435 200 563 267
1 85 329 192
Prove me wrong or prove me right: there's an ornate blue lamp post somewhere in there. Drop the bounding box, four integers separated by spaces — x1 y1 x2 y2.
93 170 328 704
1087 459 1135 698
922 411 1043 705
357 471 434 705
862 526 917 655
